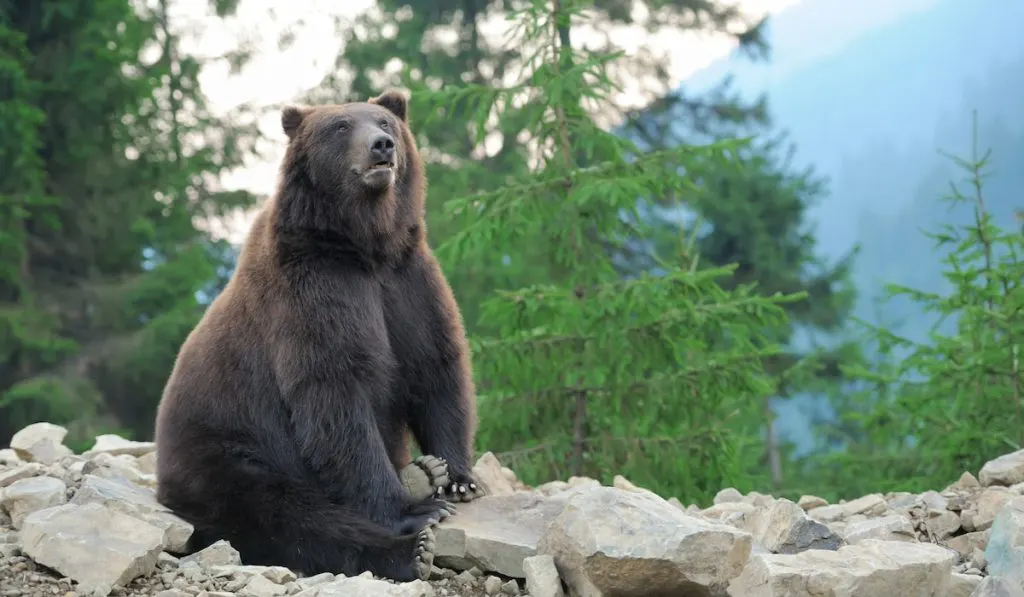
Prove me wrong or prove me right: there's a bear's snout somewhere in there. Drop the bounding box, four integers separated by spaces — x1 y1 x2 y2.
370 133 396 166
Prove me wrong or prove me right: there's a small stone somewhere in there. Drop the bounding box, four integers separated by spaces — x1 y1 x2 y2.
522 555 563 597
714 488 744 504
500 579 519 595
261 567 297 584
455 571 476 586
483 576 502 595
797 495 828 511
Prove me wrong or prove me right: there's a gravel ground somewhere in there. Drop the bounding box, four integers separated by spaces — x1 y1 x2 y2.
0 514 520 597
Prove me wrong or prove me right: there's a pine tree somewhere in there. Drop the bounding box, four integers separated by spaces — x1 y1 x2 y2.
298 0 770 337
0 0 260 445
804 118 1024 499
410 0 800 502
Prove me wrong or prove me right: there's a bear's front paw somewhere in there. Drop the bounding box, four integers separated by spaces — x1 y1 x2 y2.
441 471 481 503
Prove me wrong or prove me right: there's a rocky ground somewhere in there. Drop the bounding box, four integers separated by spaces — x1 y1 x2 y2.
1 423 1024 597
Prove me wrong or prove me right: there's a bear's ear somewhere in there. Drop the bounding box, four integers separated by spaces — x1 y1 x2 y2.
370 89 409 122
281 106 311 140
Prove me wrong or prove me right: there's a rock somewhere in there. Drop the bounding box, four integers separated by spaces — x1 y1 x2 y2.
714 488 744 504
944 572 982 597
984 496 1024 587
797 495 828 511
0 463 46 488
19 502 165 596
239 574 286 597
964 488 1015 532
970 576 1024 597
293 576 435 596
727 538 956 597
522 555 564 597
843 514 917 544
137 451 158 475
537 486 751 597
9 423 73 465
0 476 67 528
947 471 982 492
87 452 155 487
483 576 502 595
980 450 1024 487
746 498 844 554
435 491 569 577
471 452 517 497
0 448 21 465
70 474 193 551
948 530 991 559
925 509 963 540
83 434 157 458
807 493 887 523
181 540 242 569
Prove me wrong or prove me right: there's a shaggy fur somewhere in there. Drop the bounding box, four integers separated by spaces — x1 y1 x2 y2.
153 89 479 581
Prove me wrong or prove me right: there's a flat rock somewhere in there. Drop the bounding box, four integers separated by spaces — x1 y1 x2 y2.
0 463 45 488
0 475 67 528
71 474 193 551
83 434 157 458
435 491 568 577
981 450 1024 487
19 501 165 596
537 486 752 597
727 538 956 597
294 575 435 597
807 494 887 523
841 514 916 544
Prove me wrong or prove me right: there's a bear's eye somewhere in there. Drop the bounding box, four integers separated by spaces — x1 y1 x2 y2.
337 122 349 133
379 120 390 130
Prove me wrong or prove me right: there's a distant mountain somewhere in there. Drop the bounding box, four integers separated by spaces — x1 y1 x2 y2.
677 0 1024 453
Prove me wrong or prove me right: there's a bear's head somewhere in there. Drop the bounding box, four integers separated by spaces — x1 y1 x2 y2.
274 90 425 248
279 89 420 201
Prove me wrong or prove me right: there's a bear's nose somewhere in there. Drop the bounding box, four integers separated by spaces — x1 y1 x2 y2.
369 133 395 163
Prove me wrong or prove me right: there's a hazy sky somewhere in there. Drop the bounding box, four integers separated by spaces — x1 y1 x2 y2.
179 0 803 241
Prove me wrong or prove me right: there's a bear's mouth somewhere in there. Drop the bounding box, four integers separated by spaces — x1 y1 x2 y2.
368 160 394 171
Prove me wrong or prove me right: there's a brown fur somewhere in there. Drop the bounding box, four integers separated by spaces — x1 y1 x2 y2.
153 90 478 581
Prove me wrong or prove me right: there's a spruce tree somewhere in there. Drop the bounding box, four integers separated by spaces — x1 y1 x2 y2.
410 0 799 502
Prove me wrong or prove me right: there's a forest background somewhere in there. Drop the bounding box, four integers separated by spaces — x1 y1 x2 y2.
2 0 1021 505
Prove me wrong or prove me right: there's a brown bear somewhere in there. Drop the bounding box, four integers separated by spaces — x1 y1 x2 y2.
153 89 481 582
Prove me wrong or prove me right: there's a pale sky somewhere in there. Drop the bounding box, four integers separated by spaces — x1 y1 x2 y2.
177 0 804 242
